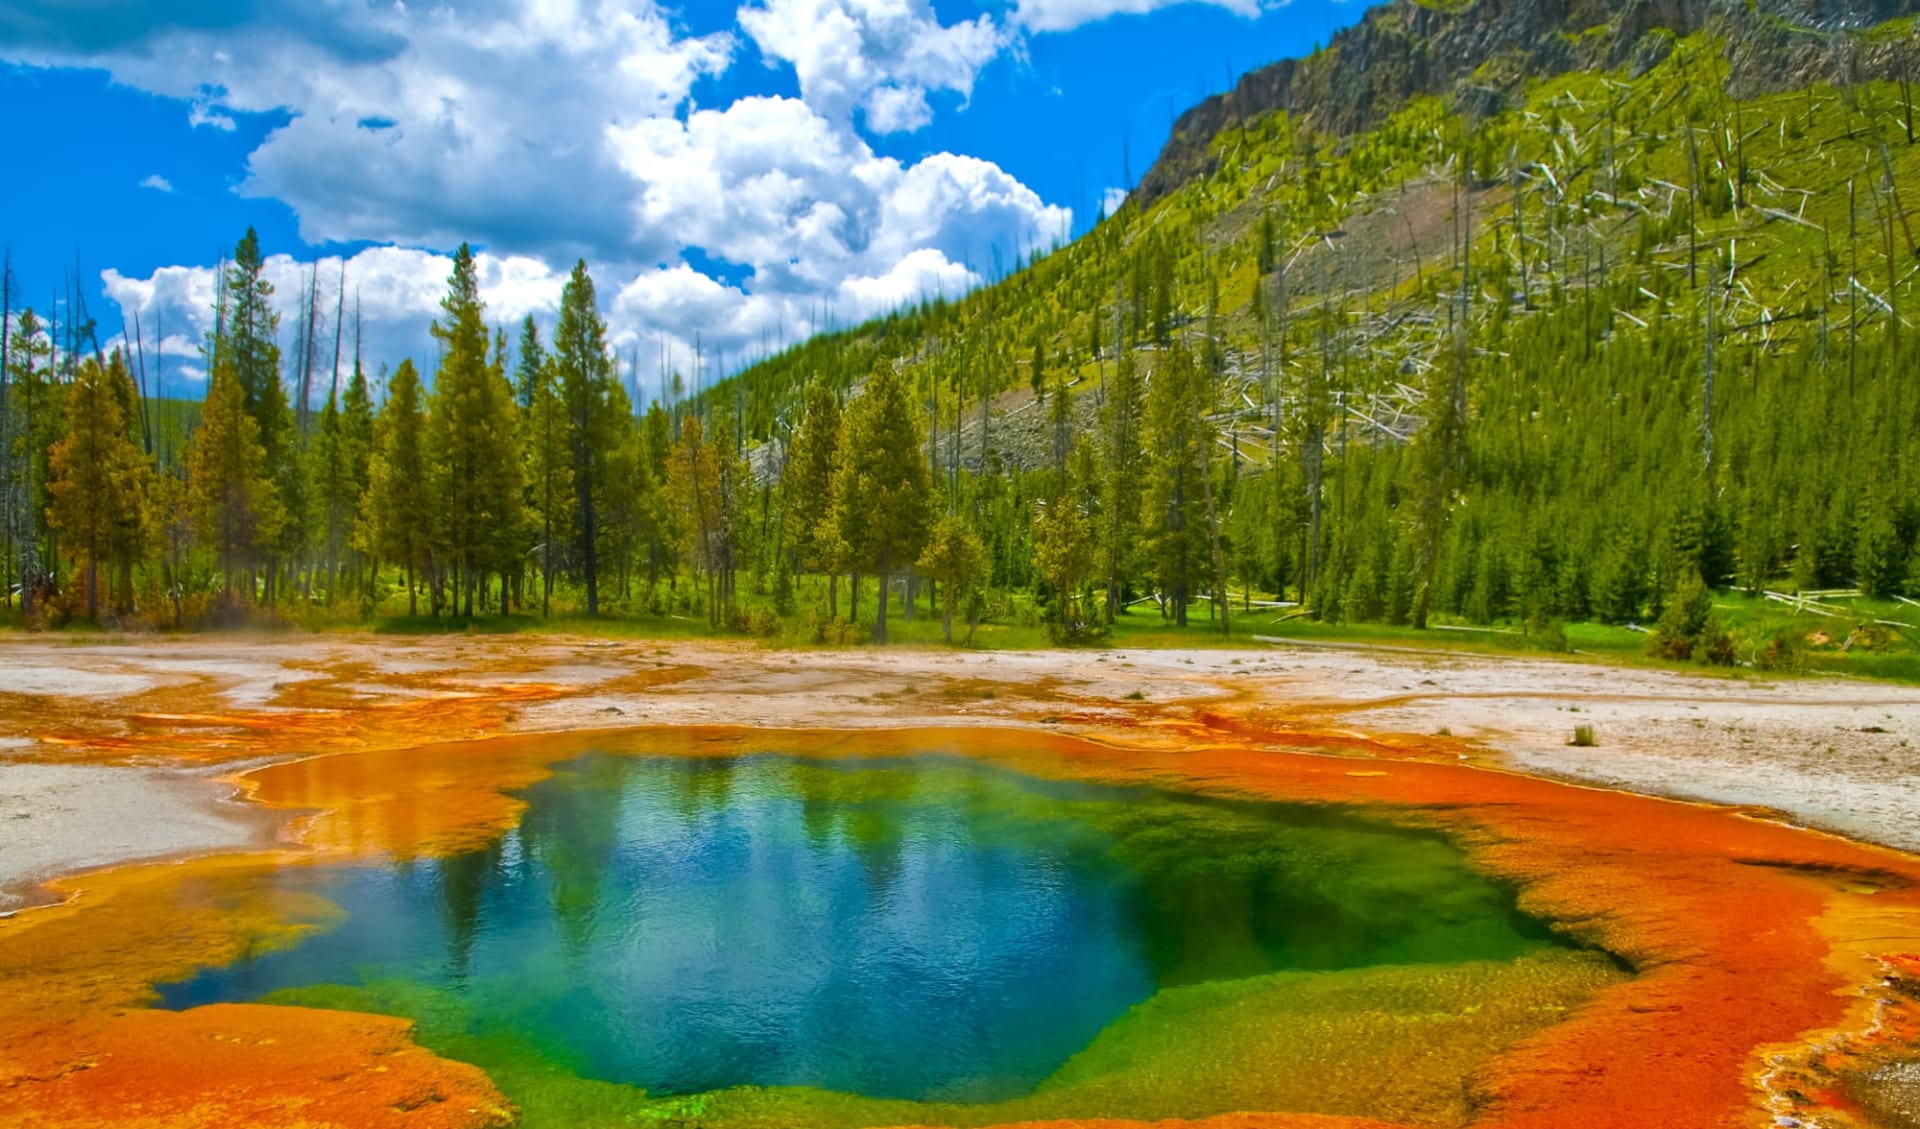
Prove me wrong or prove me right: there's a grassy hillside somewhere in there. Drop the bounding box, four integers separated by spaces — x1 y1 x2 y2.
712 6 1920 671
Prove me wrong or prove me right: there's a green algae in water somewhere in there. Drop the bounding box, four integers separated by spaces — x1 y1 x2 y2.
159 753 1624 1127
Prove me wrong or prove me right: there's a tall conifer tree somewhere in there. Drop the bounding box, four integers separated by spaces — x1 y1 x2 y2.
47 353 148 618
524 354 574 616
1143 342 1212 626
784 378 842 613
1100 346 1145 621
366 359 432 614
831 360 931 644
427 244 523 617
188 354 283 600
554 261 621 615
223 229 300 600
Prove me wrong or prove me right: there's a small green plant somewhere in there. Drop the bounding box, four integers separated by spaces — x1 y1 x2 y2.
1525 615 1570 653
1125 690 1146 701
1754 631 1804 672
1569 724 1597 747
1650 571 1734 666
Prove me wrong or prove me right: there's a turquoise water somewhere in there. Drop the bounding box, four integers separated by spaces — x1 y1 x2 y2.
159 753 1564 1103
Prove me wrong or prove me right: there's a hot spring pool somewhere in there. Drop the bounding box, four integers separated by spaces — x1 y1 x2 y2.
156 751 1625 1126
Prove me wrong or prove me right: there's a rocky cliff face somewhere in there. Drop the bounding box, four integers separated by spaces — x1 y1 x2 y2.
1134 0 1920 206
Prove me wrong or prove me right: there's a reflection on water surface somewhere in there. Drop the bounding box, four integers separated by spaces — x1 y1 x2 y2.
162 753 1568 1104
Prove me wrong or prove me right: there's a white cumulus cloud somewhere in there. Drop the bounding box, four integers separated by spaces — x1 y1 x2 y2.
102 247 569 395
739 0 1006 133
1012 0 1261 34
9 0 734 261
9 0 1074 391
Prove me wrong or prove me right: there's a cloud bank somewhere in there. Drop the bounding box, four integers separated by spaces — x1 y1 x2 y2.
0 0 1246 391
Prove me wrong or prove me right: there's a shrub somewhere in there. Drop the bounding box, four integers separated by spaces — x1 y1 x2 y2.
1650 569 1732 664
1754 631 1804 672
803 609 832 644
802 610 862 645
1698 629 1738 666
1526 615 1570 653
1569 724 1597 747
1046 615 1109 645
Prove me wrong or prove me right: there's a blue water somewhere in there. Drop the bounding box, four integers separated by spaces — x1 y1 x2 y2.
158 753 1559 1103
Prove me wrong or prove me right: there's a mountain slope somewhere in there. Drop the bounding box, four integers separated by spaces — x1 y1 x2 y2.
720 0 1920 641
1137 0 1920 205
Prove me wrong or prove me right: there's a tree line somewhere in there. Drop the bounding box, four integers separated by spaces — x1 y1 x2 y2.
718 52 1920 659
4 46 1919 656
0 231 987 642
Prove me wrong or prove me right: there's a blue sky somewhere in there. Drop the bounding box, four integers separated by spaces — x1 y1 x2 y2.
0 0 1360 394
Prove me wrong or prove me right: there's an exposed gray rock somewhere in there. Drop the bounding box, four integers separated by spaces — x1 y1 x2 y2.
1135 0 1920 208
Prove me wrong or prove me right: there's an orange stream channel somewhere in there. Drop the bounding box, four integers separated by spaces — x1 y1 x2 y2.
2 693 1918 1129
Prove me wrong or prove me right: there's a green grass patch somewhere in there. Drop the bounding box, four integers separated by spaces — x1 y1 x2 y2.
10 581 1914 687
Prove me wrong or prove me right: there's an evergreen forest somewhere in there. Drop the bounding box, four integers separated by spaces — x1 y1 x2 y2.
3 6 1919 675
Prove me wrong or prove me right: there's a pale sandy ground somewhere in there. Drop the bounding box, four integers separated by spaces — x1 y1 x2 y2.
0 762 283 912
1 634 1917 908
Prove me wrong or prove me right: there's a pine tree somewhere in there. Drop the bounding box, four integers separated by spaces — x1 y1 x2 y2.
1651 568 1731 664
640 401 676 595
1034 492 1095 639
311 390 352 595
1142 341 1212 626
712 411 752 623
427 244 523 618
223 229 300 601
152 467 192 627
1855 508 1905 599
832 360 931 644
917 513 986 643
641 401 673 484
484 321 528 611
524 354 575 616
1100 346 1145 621
554 261 622 616
515 314 545 412
594 381 649 607
366 359 432 615
5 309 57 612
188 354 283 600
784 378 842 612
102 353 153 612
226 229 281 429
1411 341 1468 629
1048 370 1073 492
338 358 376 594
666 414 725 626
47 352 149 619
